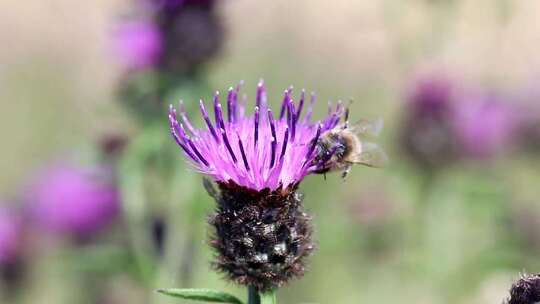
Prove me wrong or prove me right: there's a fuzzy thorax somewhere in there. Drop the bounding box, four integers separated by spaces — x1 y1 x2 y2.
207 180 313 291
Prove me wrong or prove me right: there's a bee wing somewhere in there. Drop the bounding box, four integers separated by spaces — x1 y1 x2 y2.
349 118 384 138
350 142 388 168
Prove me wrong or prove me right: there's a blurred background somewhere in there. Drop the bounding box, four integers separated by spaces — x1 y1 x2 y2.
1 0 540 303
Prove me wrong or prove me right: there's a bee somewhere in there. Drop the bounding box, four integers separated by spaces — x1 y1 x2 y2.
313 107 387 179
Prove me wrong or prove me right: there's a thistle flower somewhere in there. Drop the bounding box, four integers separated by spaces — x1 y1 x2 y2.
114 21 162 71
135 0 222 75
400 73 459 171
517 111 540 155
0 206 25 298
514 84 540 155
168 81 345 291
453 92 516 159
156 0 223 76
0 207 22 265
27 163 120 239
506 273 540 304
116 0 224 120
150 0 217 22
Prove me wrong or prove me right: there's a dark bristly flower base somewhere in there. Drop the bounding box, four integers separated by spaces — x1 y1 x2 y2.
206 180 314 292
507 273 540 304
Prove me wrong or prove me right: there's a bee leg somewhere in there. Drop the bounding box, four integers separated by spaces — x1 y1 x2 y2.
323 172 327 180
341 165 351 180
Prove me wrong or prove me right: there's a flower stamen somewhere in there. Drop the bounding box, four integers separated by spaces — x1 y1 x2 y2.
279 89 290 120
220 127 237 164
237 133 250 172
178 100 197 135
268 109 277 168
199 99 220 143
303 92 316 123
226 87 235 123
303 124 321 168
280 127 289 161
254 106 260 149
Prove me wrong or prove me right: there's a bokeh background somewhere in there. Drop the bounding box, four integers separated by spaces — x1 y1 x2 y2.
2 0 540 303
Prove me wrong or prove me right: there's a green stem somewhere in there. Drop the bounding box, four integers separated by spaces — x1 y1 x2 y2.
119 150 154 287
247 286 260 304
259 290 277 304
260 290 277 304
247 287 276 304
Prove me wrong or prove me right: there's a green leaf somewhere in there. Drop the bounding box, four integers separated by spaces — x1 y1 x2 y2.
157 288 244 304
259 291 276 304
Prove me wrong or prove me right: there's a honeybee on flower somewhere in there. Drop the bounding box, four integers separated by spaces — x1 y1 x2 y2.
312 105 388 179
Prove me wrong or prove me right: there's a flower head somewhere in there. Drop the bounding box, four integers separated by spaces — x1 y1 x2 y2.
114 21 162 70
116 0 223 121
406 73 455 116
513 83 540 154
168 81 346 290
158 7 223 75
0 207 22 265
506 273 540 304
453 92 516 159
151 0 215 13
169 80 344 191
400 73 459 171
27 163 119 238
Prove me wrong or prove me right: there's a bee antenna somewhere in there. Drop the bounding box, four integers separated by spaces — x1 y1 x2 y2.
343 107 350 129
343 98 353 129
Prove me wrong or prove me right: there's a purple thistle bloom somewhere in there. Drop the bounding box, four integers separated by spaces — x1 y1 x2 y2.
27 163 120 238
168 81 346 290
454 92 516 159
400 73 459 171
151 0 215 11
169 81 343 191
0 207 21 265
506 273 540 304
406 73 455 116
513 82 540 154
114 21 162 70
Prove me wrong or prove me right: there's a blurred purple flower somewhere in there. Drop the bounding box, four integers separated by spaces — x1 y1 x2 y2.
27 163 119 238
114 21 162 70
517 110 540 154
400 73 459 171
152 0 215 11
406 73 455 116
158 7 223 75
116 0 223 120
513 81 540 154
454 93 516 159
0 208 21 264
